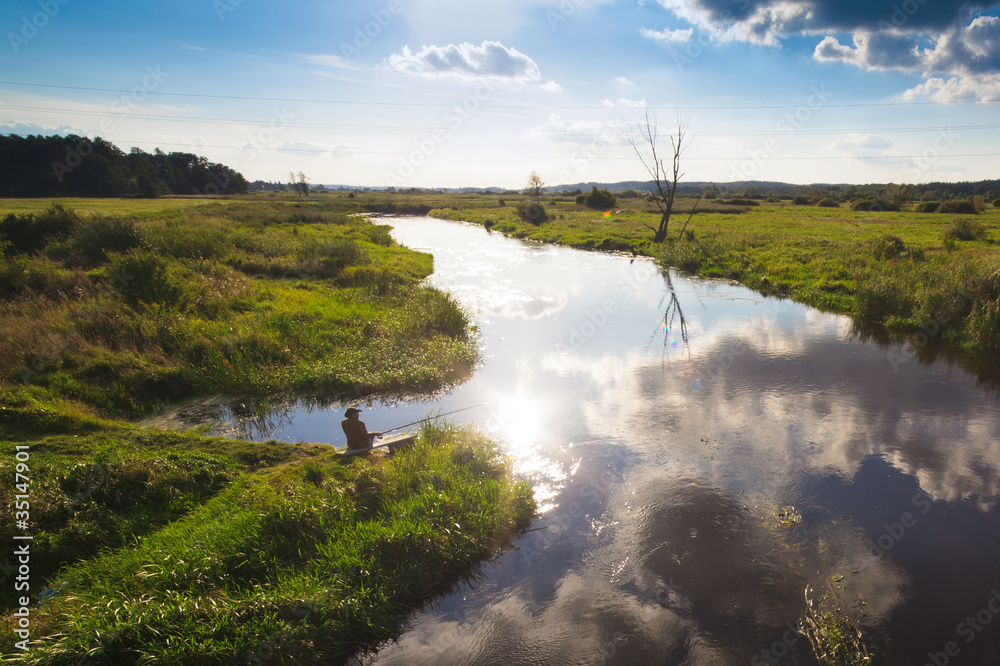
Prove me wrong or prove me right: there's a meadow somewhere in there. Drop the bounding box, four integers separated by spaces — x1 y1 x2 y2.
424 192 1000 373
0 197 477 416
1 419 533 664
0 194 535 663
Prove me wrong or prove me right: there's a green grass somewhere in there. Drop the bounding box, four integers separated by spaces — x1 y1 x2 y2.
1 198 477 417
0 196 243 217
0 194 533 663
424 194 1000 371
1 421 534 665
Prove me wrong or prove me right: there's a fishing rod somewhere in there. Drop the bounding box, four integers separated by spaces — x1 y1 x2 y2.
378 402 490 436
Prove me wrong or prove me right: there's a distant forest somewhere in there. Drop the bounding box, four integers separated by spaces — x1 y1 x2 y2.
0 134 249 197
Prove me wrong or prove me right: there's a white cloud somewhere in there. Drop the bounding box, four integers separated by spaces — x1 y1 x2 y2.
814 17 1000 101
612 76 636 88
601 97 647 108
0 121 90 137
385 40 542 81
278 141 352 157
532 114 632 144
639 27 694 43
298 53 362 70
827 134 892 154
813 31 924 71
901 73 1000 102
653 0 1000 99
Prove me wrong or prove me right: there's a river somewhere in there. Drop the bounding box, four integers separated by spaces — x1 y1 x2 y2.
193 216 1000 664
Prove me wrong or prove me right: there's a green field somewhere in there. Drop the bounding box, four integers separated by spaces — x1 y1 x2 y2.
1 416 533 664
425 192 1000 373
0 195 535 663
1 197 478 416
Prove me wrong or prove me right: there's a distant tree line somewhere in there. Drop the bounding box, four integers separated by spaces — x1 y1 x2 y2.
0 134 250 197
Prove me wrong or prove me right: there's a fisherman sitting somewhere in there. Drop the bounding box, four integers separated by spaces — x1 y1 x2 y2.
341 408 382 449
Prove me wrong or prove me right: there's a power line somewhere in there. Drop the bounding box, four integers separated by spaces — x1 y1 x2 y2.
7 104 1000 137
106 139 1000 161
3 80 1000 110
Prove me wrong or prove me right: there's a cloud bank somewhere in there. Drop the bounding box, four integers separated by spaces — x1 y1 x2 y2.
385 40 542 81
653 0 1000 99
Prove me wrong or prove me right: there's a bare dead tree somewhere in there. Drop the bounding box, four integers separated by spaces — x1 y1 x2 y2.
630 108 688 244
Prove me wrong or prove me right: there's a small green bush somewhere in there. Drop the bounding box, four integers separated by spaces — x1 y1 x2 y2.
0 203 80 254
583 186 617 210
937 199 977 214
720 198 760 206
915 201 940 213
516 200 548 224
64 215 145 266
943 218 986 241
851 197 900 212
107 248 185 307
870 234 907 260
792 195 812 205
816 198 839 208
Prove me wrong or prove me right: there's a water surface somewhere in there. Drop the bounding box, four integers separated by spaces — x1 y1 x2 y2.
205 217 1000 664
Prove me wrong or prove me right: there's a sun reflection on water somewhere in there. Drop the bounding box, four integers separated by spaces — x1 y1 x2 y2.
487 391 568 513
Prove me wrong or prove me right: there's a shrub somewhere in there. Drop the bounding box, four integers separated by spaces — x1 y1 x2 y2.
107 248 185 307
915 201 940 213
0 203 80 254
870 234 907 260
943 218 986 241
792 195 812 205
854 266 916 323
336 265 405 294
938 199 977 214
64 215 145 266
302 239 370 278
583 186 617 210
515 201 548 224
816 198 839 208
719 198 760 206
851 197 900 212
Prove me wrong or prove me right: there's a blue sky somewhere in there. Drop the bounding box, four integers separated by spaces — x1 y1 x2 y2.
2 0 999 189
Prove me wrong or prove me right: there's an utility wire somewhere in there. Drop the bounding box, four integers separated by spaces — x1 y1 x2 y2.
3 80 999 110
6 103 1000 137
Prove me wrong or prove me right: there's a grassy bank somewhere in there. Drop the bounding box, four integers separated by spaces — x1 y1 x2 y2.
1 420 534 664
426 194 1000 368
1 198 477 416
0 195 535 662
